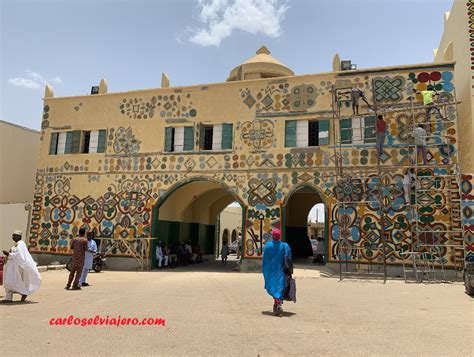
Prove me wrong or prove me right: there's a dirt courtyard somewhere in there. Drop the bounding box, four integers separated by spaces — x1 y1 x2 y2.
1 261 472 356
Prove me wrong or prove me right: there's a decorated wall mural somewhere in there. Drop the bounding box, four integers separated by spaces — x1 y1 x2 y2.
31 65 467 268
119 93 197 119
461 174 474 262
109 127 141 154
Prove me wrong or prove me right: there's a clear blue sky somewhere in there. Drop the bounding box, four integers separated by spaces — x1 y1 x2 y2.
1 0 453 130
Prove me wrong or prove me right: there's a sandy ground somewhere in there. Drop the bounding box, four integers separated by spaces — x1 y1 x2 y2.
0 260 472 357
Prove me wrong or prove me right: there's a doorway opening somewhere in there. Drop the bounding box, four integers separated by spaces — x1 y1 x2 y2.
283 185 326 259
151 179 245 268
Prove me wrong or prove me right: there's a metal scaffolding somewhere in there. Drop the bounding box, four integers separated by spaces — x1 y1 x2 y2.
330 83 465 283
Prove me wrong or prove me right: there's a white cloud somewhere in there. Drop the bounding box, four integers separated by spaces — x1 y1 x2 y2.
8 70 63 90
189 0 289 46
8 78 41 90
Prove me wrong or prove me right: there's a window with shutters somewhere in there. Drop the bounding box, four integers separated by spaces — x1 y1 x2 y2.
339 116 375 145
340 118 352 144
49 129 107 155
308 120 319 146
199 123 233 151
82 131 91 153
88 130 107 153
164 126 194 152
285 119 329 148
203 126 213 150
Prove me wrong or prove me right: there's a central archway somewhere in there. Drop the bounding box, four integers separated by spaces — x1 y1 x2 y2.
151 177 246 267
282 184 327 259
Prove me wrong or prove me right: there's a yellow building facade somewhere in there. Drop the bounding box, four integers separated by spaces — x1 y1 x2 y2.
29 43 470 270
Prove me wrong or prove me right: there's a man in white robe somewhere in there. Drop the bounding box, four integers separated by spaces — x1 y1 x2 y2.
156 241 168 268
2 230 42 302
79 231 97 287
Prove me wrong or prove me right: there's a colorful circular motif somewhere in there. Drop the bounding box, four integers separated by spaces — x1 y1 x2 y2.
417 72 430 83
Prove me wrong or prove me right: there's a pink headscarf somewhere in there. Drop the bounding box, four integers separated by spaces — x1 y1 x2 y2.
272 229 281 241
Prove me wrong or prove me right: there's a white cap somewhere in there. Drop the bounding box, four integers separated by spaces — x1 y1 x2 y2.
12 230 22 236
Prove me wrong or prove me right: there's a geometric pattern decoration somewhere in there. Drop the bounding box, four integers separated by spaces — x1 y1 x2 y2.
112 127 141 154
240 119 274 150
373 76 404 102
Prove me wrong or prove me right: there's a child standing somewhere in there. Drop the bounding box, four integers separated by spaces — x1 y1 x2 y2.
221 241 229 265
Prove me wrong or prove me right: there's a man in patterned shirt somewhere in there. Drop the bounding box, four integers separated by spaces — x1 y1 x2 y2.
65 228 88 290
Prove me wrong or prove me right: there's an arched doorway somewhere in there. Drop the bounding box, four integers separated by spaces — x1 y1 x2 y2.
231 229 237 243
151 178 245 267
282 185 326 259
222 229 229 244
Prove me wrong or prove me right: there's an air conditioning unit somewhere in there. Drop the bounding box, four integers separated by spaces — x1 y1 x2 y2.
341 60 357 71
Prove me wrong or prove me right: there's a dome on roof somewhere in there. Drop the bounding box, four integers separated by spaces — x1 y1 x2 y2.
227 46 294 82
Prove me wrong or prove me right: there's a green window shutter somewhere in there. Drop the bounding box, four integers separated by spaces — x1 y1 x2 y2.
49 133 58 155
285 120 297 147
184 127 194 151
221 123 233 150
340 118 352 144
165 127 173 152
364 116 376 143
71 131 81 153
199 123 205 150
97 129 107 153
64 132 73 154
318 119 329 145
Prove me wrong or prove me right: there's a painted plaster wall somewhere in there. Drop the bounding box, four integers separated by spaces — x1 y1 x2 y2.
31 61 464 267
434 0 473 173
0 121 40 203
0 203 29 252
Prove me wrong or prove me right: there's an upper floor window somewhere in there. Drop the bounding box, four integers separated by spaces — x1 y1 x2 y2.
200 123 233 151
340 116 375 144
164 126 194 152
49 129 106 155
285 119 329 148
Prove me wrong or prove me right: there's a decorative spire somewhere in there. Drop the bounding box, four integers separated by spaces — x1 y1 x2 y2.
44 84 54 98
99 78 108 94
256 45 270 55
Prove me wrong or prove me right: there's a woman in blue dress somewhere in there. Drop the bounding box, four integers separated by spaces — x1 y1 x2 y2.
262 229 292 316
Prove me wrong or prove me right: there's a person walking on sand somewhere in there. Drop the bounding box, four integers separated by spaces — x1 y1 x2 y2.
2 230 42 303
65 228 88 290
79 231 97 287
262 229 292 316
221 240 229 265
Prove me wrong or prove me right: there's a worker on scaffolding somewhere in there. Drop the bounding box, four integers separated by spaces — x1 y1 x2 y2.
350 87 372 115
403 168 418 205
412 88 442 122
412 124 428 165
376 114 387 157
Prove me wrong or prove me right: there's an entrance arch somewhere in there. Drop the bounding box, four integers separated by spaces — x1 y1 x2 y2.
282 184 327 258
151 177 246 267
222 229 229 243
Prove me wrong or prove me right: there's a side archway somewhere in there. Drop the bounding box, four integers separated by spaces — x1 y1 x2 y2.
282 183 328 258
150 177 246 267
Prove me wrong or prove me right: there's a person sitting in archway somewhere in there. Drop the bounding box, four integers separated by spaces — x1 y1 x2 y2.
156 241 168 268
177 242 189 266
192 244 202 263
164 244 176 268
